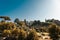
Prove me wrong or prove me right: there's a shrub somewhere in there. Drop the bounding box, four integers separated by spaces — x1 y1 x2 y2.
26 29 39 40
48 24 59 40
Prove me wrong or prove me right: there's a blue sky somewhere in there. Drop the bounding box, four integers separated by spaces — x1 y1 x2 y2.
0 0 60 21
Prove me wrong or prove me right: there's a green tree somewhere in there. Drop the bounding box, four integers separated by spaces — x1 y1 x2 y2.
31 20 41 27
0 16 11 21
14 18 22 26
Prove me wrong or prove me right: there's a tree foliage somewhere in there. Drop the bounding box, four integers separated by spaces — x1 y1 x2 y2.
0 16 11 21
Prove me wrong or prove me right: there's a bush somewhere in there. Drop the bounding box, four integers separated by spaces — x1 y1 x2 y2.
48 24 59 40
26 29 39 40
18 28 26 40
